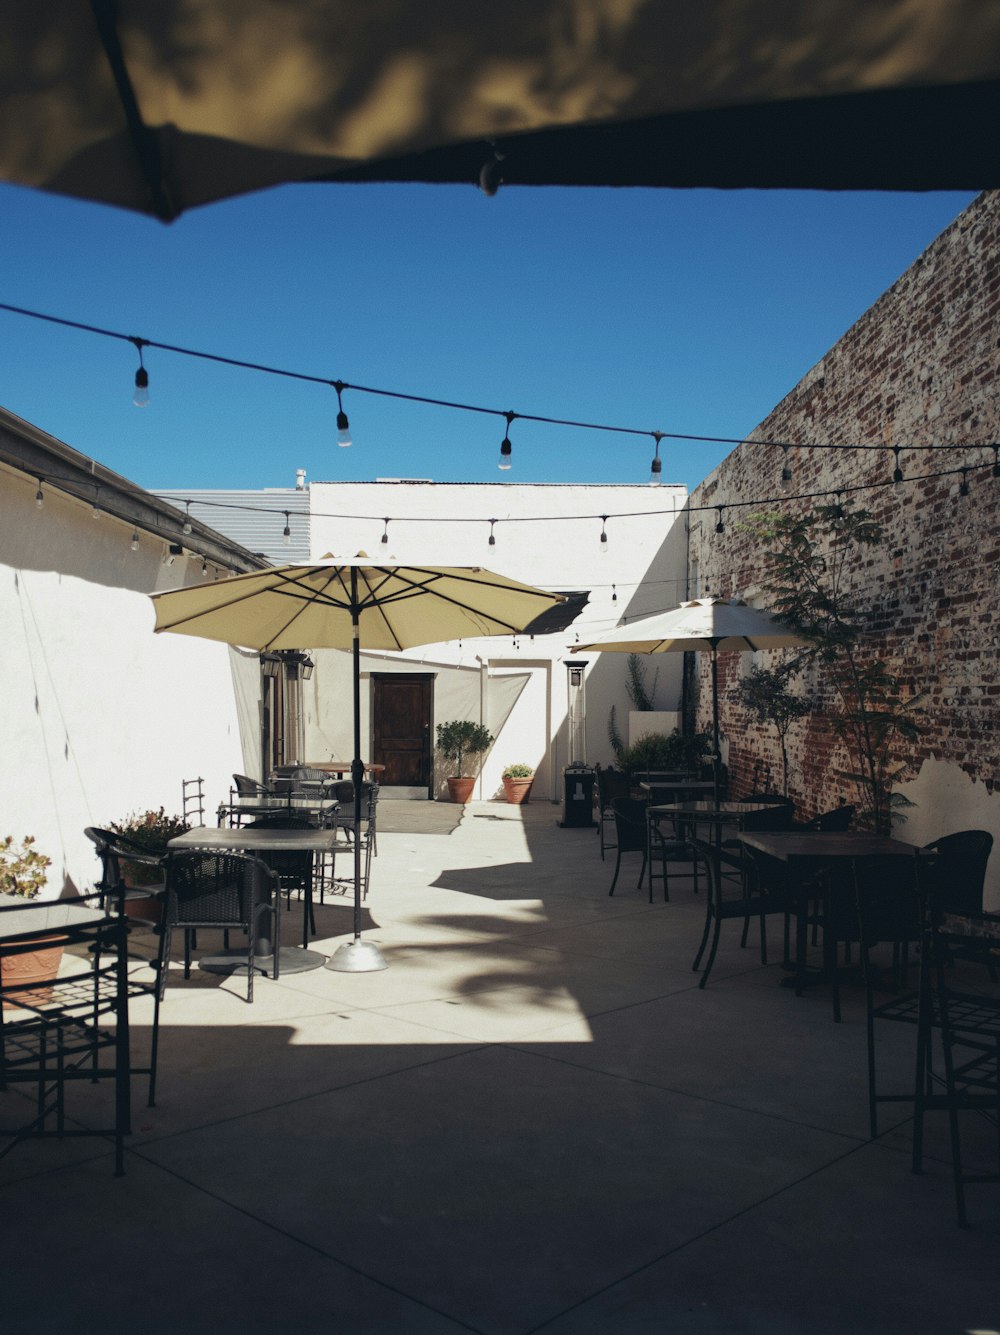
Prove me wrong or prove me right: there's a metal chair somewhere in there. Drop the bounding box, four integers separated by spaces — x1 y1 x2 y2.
155 850 279 1004
646 808 700 902
0 891 138 1175
608 798 649 896
321 780 377 903
244 816 317 945
691 834 795 989
595 765 631 860
83 826 166 926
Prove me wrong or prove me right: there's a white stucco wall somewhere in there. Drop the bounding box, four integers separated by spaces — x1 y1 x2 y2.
1 466 251 898
305 481 689 791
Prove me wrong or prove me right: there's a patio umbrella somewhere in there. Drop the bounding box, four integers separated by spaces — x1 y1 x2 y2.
3 2 998 221
573 597 808 804
150 558 565 971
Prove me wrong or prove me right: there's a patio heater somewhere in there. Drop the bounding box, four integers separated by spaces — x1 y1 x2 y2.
559 660 596 828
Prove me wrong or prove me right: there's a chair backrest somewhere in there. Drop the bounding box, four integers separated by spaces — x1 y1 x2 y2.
810 804 855 832
244 817 315 879
853 854 922 946
234 773 267 796
612 797 649 854
164 850 276 927
332 779 374 805
597 765 631 807
84 825 163 890
741 804 795 833
920 829 994 916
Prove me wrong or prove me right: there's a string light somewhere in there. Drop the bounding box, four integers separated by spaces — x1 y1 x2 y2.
92 488 101 519
333 381 352 447
488 519 497 547
892 445 903 483
479 144 505 196
650 432 663 485
131 337 149 407
612 584 618 602
715 506 725 535
381 518 390 544
832 491 845 520
35 478 44 507
781 444 792 484
282 511 292 545
182 501 193 535
1 301 994 474
130 531 140 551
599 516 609 553
499 412 515 470
959 468 970 496
201 556 209 576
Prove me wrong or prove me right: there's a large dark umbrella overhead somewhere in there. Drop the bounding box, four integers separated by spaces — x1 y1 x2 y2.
574 597 808 803
151 558 566 971
3 1 999 221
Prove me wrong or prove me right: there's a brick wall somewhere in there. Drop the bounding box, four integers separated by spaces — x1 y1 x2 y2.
689 191 1000 852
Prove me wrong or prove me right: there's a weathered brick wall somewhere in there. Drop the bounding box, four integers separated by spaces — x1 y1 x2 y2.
689 191 1000 837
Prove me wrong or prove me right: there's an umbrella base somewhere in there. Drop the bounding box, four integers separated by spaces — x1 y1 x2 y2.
325 939 388 972
199 946 328 976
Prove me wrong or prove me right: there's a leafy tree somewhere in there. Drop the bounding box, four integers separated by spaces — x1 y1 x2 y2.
735 664 812 797
741 504 923 833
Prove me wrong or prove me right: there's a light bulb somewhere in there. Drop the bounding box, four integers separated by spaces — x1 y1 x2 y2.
133 366 150 407
498 437 512 470
35 482 44 507
649 455 662 485
130 531 139 551
336 409 352 447
182 503 192 535
283 514 292 545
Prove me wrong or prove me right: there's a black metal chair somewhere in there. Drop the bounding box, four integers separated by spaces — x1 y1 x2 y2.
691 834 795 989
0 891 138 1175
595 765 631 860
244 816 317 946
317 780 377 903
84 826 166 926
920 830 994 917
646 808 700 902
155 850 279 1004
802 803 856 832
913 900 1000 1227
607 798 651 896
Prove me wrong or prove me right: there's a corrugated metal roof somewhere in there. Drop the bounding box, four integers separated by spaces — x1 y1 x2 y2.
156 489 310 563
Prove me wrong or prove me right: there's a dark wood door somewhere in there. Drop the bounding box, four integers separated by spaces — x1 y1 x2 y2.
373 675 432 787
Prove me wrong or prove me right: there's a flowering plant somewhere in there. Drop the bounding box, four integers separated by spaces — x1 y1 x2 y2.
108 808 189 885
502 763 534 779
0 835 51 899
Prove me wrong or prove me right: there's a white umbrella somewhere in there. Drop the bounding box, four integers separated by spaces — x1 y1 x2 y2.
574 598 808 803
151 558 565 971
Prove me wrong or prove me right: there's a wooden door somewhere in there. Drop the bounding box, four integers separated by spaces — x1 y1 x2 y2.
373 675 433 788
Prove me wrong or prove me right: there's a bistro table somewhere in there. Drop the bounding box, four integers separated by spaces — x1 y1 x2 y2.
646 798 788 896
167 826 341 975
217 793 339 829
736 830 917 991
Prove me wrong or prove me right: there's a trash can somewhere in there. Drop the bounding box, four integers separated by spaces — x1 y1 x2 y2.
559 764 596 828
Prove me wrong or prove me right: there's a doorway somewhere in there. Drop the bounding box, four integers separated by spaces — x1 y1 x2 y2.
372 674 433 792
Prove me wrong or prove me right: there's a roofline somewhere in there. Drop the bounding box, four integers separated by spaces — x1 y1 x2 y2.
0 406 269 573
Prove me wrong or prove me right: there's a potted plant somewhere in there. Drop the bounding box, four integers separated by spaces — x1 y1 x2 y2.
436 720 493 803
501 763 535 804
108 807 189 920
0 834 60 1009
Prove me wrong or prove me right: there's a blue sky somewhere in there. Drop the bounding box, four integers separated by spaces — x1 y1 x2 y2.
0 180 976 495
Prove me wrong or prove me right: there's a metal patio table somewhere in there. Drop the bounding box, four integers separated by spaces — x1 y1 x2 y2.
167 826 342 974
736 830 917 991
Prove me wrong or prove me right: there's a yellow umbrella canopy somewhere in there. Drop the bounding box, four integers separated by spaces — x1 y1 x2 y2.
151 559 565 651
4 1 999 219
152 559 565 971
575 597 808 801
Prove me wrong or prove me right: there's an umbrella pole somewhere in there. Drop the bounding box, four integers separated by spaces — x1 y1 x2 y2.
326 574 387 973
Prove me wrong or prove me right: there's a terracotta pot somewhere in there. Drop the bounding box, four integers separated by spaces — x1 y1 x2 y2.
502 776 533 804
446 776 477 803
1 934 65 1011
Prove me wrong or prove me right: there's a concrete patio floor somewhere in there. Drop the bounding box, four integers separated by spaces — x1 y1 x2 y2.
1 801 997 1334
